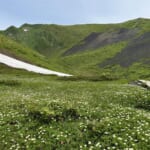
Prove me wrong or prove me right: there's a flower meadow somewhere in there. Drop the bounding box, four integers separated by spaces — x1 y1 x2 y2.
0 75 150 150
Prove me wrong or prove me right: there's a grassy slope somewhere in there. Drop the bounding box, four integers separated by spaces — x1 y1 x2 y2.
58 18 150 79
58 42 127 75
1 18 150 79
0 34 70 73
2 18 150 56
2 24 116 57
0 34 48 67
122 18 150 33
0 19 150 150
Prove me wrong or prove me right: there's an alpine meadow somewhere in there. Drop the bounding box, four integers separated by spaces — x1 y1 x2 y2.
0 3 150 149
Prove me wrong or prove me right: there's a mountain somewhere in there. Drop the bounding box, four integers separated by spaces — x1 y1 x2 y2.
0 33 58 73
1 18 150 79
1 23 114 57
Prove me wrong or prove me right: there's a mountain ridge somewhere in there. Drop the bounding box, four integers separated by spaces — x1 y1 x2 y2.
0 18 150 79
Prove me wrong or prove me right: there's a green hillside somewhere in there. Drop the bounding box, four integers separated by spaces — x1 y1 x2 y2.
0 34 61 71
2 18 149 56
0 19 150 150
2 23 116 57
0 34 73 74
1 18 150 79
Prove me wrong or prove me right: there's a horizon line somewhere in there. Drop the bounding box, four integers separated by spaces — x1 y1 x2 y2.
1 17 150 30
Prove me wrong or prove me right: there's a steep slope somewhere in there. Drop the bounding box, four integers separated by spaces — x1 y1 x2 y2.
100 32 150 67
2 18 149 56
0 34 71 75
59 19 150 78
0 34 50 68
1 18 150 79
64 28 138 55
1 23 118 57
0 53 71 76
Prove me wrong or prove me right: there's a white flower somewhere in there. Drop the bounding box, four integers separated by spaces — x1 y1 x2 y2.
88 141 92 145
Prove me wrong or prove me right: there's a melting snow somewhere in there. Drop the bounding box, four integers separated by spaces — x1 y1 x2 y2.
23 28 29 32
0 53 72 77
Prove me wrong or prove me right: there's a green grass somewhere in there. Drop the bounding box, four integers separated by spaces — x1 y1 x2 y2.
0 34 71 75
2 24 116 58
0 34 53 69
56 42 127 75
0 71 150 150
122 18 150 33
2 18 150 58
1 18 150 79
0 18 150 149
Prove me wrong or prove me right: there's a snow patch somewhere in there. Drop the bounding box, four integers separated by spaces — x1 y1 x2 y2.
23 28 29 32
0 53 72 77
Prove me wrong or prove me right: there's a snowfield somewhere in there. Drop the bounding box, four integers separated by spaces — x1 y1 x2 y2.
0 53 72 77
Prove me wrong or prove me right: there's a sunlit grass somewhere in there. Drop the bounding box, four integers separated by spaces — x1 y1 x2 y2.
0 73 149 149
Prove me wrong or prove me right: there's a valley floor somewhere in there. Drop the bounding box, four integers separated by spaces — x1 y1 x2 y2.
0 73 150 150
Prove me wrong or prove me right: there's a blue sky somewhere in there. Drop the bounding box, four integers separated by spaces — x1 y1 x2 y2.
0 0 150 29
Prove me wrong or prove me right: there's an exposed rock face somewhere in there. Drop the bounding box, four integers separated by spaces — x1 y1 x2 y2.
100 32 150 67
64 28 138 55
138 80 150 89
132 80 150 89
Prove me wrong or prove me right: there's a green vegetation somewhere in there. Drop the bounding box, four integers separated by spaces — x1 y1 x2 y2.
58 42 127 75
0 34 54 69
2 18 150 57
0 71 149 150
0 18 150 150
2 24 115 57
1 18 150 79
122 18 150 33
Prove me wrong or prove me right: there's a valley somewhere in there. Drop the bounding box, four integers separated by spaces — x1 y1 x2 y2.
0 71 149 149
0 18 150 149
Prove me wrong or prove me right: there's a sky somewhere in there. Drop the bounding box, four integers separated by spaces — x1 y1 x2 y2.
0 0 150 30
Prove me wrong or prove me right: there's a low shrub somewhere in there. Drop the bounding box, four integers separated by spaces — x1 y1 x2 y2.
0 79 21 86
62 108 79 120
58 74 119 82
135 99 150 110
28 106 79 123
